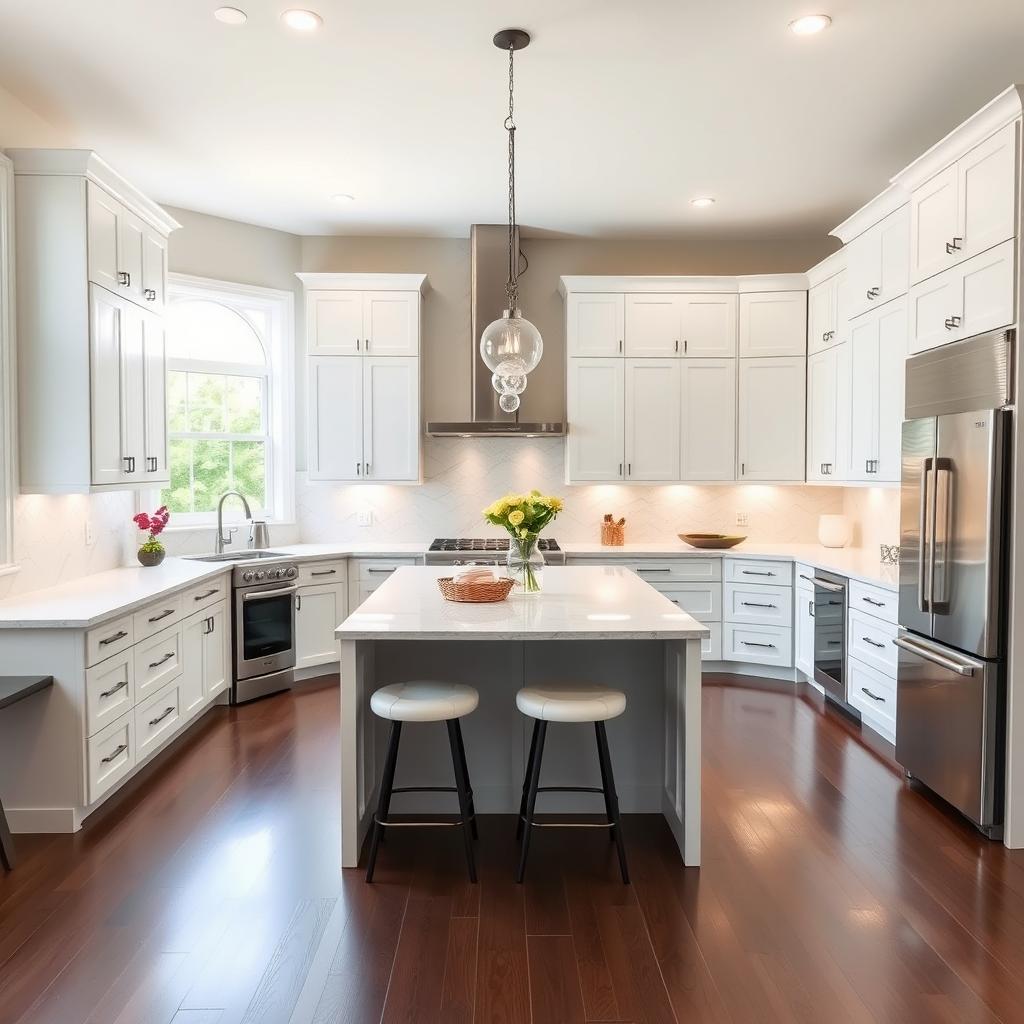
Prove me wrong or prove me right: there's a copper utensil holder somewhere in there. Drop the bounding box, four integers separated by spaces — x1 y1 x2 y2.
601 521 625 546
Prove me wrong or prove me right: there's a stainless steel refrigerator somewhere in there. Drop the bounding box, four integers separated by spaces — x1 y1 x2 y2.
896 328 1013 838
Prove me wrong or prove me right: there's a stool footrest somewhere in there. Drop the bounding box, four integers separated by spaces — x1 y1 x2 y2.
390 785 458 794
535 785 604 794
520 814 614 830
375 815 474 829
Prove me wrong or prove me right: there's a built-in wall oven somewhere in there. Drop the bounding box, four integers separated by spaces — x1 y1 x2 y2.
232 560 298 704
800 570 848 705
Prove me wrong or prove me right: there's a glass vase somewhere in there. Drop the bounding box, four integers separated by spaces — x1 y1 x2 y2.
507 536 545 594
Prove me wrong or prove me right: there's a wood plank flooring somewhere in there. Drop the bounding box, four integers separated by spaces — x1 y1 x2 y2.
3 674 1024 1023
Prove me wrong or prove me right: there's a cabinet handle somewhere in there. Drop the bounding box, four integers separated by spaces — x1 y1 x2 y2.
99 630 128 646
674 339 679 353
862 596 885 607
148 652 175 668
100 679 128 699
862 636 886 649
365 339 370 350
808 600 815 618
144 288 157 302
741 462 745 475
311 568 337 576
684 339 688 354
123 456 136 473
148 705 176 726
627 463 632 476
860 687 886 703
618 463 623 476
822 332 828 342
636 567 671 573
101 743 128 763
944 315 962 330
741 641 777 649
204 616 214 634
618 339 622 353
117 271 130 286
295 594 302 611
146 456 159 472
366 567 396 574
356 462 361 475
741 601 777 609
867 287 880 299
946 241 956 254
951 237 963 251
193 589 219 601
147 608 174 623
356 338 361 351
365 463 371 476
742 570 776 577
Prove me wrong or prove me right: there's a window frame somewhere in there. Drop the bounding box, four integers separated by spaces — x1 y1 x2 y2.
0 153 17 576
150 274 295 529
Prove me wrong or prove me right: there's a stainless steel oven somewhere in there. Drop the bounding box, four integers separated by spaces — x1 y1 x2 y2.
801 570 848 705
232 560 298 704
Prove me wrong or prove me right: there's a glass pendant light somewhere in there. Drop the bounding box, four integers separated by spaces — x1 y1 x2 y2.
479 28 543 415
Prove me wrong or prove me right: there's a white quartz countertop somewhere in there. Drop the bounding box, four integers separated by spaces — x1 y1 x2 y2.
268 541 430 560
336 565 710 641
562 541 900 591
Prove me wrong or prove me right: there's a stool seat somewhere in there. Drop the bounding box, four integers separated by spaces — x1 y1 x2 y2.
371 681 479 722
516 685 626 723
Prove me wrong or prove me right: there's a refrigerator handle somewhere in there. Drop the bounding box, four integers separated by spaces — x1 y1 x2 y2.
931 457 953 614
918 457 933 613
894 635 978 676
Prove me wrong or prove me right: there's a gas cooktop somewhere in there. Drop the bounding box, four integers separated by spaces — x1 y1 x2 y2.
428 537 562 552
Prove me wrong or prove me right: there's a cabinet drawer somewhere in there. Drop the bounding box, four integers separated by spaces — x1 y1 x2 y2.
85 652 136 737
357 558 417 581
849 580 898 624
134 679 182 760
86 616 134 668
87 712 135 804
630 557 721 583
656 583 722 622
725 558 793 586
848 609 898 676
702 621 722 661
134 622 184 700
848 657 897 738
180 576 229 614
723 623 793 668
132 594 182 643
724 582 793 626
298 559 348 587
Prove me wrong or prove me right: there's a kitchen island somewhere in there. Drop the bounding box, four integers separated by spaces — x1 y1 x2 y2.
335 565 708 868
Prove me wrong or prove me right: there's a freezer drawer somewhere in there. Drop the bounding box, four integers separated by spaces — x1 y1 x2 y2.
895 631 1003 832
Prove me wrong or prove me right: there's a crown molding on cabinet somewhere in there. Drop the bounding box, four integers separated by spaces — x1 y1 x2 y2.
830 184 909 245
805 248 846 288
890 84 1024 193
5 148 181 236
296 272 429 293
558 273 807 296
736 273 808 293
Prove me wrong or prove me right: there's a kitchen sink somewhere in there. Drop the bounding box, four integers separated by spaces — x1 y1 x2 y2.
186 550 289 563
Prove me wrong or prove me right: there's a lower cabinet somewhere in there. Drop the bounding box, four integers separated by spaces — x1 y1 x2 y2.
722 622 794 668
87 713 136 804
295 580 347 670
847 658 897 740
722 557 794 668
795 572 815 678
181 601 230 716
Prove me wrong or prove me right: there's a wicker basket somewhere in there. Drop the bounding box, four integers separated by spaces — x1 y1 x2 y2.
437 576 516 603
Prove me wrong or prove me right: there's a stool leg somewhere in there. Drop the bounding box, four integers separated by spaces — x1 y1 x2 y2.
0 796 16 871
517 719 542 841
595 721 629 884
595 722 616 843
516 720 547 884
446 720 477 883
366 720 402 883
452 719 477 840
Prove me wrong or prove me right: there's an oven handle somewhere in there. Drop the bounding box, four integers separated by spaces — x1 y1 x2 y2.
242 585 298 602
798 574 845 593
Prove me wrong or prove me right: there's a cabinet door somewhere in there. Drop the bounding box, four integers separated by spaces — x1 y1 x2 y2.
204 603 230 699
566 294 624 356
307 291 363 355
908 268 960 354
795 582 815 678
566 358 625 482
807 347 840 481
86 182 121 293
363 356 420 481
807 279 834 355
910 163 958 284
875 298 908 482
141 226 167 312
180 610 207 718
738 292 807 357
118 211 146 304
832 270 851 346
141 312 169 482
847 316 879 480
624 295 682 357
845 228 878 320
120 304 147 481
958 122 1017 264
958 238 1016 341
295 583 344 669
363 291 419 356
90 286 128 485
308 357 362 481
680 359 735 481
878 205 910 303
624 360 680 481
738 357 805 481
679 294 737 357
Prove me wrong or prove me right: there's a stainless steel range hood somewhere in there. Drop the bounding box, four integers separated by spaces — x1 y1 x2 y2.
426 224 565 437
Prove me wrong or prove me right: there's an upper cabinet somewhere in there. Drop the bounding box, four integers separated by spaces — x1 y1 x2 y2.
10 149 179 493
738 357 806 481
304 282 421 357
807 265 849 356
908 121 1017 285
846 205 910 318
566 357 625 482
566 293 624 356
680 359 736 482
624 293 738 357
738 291 807 357
679 294 738 357
625 294 682 357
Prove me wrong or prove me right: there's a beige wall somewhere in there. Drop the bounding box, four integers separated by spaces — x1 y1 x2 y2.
0 83 65 148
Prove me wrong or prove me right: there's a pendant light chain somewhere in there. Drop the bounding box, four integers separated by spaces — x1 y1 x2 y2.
505 42 518 311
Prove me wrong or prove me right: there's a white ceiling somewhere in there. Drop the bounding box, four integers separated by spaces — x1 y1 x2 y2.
1 0 1023 239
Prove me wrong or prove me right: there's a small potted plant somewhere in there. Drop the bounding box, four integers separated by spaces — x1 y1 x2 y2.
483 490 563 594
133 506 170 566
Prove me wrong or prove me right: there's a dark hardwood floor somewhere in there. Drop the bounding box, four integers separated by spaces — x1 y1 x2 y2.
3 674 1024 1023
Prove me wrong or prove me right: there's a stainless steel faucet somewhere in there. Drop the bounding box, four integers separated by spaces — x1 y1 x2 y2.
215 490 253 554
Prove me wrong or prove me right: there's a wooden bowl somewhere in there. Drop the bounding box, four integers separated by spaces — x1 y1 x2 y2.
678 533 747 550
437 577 515 603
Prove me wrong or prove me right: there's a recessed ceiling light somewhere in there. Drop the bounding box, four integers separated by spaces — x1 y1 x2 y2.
213 6 247 24
331 192 355 203
789 14 832 35
690 196 716 208
281 9 322 31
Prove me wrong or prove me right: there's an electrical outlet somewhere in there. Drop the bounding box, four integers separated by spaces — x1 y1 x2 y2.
735 511 749 528
357 510 374 527
84 520 95 546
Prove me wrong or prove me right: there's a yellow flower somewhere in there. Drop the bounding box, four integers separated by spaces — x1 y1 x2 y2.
546 496 563 512
508 510 525 527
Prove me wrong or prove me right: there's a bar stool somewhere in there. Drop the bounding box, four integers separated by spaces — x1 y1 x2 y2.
514 684 629 884
365 681 479 883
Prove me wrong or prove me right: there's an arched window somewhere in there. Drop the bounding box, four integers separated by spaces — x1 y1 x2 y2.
159 277 293 524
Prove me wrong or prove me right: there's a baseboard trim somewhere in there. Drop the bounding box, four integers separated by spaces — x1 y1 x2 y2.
7 806 79 833
703 661 798 683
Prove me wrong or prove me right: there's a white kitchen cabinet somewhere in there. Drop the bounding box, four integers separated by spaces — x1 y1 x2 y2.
795 576 815 679
86 181 122 293
306 291 364 355
363 291 419 356
680 294 737 356
680 359 735 481
908 239 1015 354
141 226 168 312
181 601 230 716
910 122 1017 285
738 291 807 357
806 346 844 482
308 357 362 482
295 581 346 670
141 312 168 480
566 357 625 482
118 210 146 306
305 287 420 357
846 206 910 319
738 357 806 481
90 287 129 487
624 294 682 357
808 270 849 357
566 293 624 356
363 357 420 481
624 359 680 481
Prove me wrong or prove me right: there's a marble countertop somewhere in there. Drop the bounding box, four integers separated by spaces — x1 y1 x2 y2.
336 566 710 641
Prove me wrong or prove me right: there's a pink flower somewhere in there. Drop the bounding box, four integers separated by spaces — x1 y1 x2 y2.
133 506 171 538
